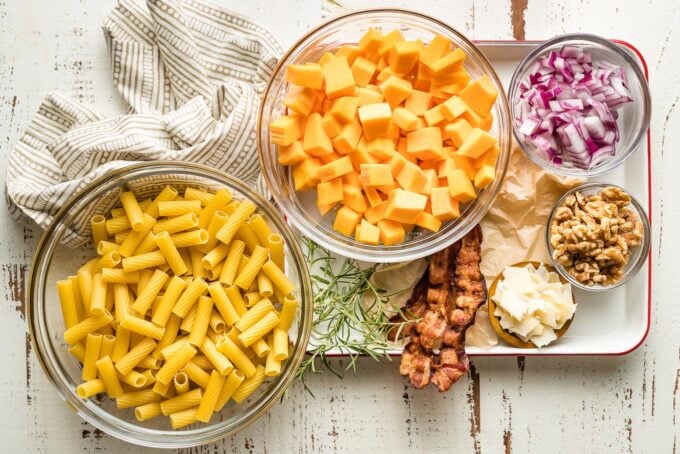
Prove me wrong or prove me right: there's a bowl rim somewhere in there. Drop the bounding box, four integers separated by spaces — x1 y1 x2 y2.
545 182 651 291
508 32 652 178
26 161 314 448
257 7 512 263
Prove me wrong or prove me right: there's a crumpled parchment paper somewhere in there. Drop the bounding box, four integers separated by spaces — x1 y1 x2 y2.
465 145 582 348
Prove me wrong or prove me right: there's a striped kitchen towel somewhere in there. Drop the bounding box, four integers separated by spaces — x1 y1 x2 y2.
5 0 282 246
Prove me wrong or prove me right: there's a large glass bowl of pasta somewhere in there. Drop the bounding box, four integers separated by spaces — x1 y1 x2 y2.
27 162 313 448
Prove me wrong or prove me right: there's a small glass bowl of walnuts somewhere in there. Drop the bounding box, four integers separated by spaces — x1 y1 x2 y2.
546 183 650 291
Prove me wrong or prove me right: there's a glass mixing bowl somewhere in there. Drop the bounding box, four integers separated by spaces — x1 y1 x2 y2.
545 182 650 291
27 162 313 448
258 8 511 262
508 33 651 177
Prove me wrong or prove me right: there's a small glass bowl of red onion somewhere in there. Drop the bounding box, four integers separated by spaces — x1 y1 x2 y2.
508 33 650 177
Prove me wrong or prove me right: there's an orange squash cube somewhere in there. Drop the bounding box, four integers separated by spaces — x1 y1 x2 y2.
443 117 473 147
447 169 476 202
317 178 344 206
355 219 380 245
359 163 394 187
406 127 444 160
420 34 451 67
358 28 383 53
440 96 467 121
356 87 384 106
278 141 308 166
333 206 362 236
404 89 432 116
342 185 368 213
395 161 427 194
388 41 421 74
458 75 498 116
342 171 362 187
430 48 465 73
452 154 477 179
335 45 362 65
363 185 383 208
283 86 317 116
366 138 396 160
456 128 497 159
414 211 442 232
292 158 321 191
379 75 413 107
365 202 387 224
331 120 362 155
377 219 406 246
423 104 447 126
474 165 496 189
392 107 419 132
322 112 344 138
330 97 359 124
358 102 392 140
317 155 354 182
384 188 428 224
378 29 405 57
420 169 438 196
270 115 302 146
321 57 356 99
303 113 333 157
286 63 323 90
430 186 461 221
475 144 500 168
351 56 377 87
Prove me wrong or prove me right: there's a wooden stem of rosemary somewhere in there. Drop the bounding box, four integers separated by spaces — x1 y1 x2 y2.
296 238 410 385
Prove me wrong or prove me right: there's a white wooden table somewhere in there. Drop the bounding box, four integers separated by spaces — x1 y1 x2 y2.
1 0 678 452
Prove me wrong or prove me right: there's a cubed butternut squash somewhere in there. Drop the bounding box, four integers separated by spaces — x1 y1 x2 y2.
458 75 498 116
286 63 324 90
321 57 355 99
406 127 444 160
278 141 308 165
351 56 377 87
330 97 359 123
377 219 406 245
359 163 394 187
317 155 354 182
292 158 322 191
303 113 333 156
379 75 413 107
430 187 461 221
358 102 392 140
474 165 496 189
443 117 473 147
355 219 380 245
270 115 302 146
388 41 421 74
384 188 428 224
333 206 362 236
447 169 476 202
456 128 497 159
317 178 344 206
342 185 368 213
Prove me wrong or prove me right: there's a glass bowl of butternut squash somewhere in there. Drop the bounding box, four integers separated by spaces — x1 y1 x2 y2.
27 162 313 448
258 8 511 262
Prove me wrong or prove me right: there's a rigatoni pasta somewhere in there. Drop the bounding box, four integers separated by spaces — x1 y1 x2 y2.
58 184 299 429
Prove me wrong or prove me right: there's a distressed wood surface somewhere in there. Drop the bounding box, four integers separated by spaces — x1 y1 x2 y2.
0 0 678 452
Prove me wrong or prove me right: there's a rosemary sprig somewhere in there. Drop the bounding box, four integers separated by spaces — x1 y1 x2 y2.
296 238 409 387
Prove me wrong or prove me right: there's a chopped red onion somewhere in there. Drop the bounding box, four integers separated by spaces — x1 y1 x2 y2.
515 45 633 170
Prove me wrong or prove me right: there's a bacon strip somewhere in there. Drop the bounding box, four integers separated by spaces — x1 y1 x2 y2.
398 225 486 392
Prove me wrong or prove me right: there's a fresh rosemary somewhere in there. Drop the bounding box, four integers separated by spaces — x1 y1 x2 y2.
296 238 409 386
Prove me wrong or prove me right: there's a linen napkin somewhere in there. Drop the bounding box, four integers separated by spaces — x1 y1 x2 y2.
5 0 282 247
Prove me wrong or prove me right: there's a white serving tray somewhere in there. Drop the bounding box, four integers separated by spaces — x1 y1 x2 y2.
308 40 652 357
